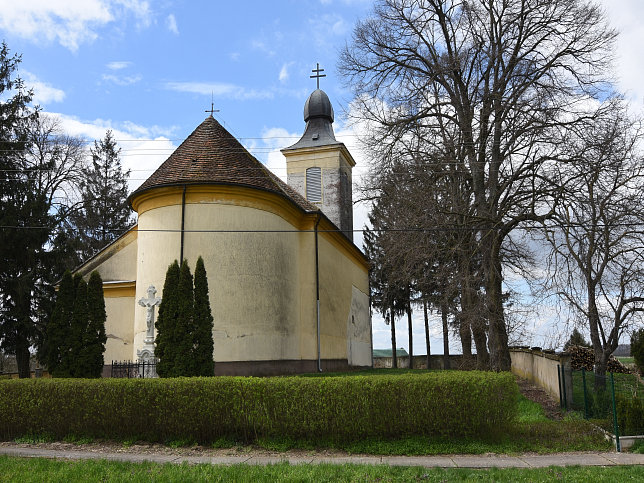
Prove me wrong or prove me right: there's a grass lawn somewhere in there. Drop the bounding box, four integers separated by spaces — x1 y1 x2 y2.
0 456 642 482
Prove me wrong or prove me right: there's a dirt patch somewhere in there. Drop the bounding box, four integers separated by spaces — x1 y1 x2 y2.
516 377 564 420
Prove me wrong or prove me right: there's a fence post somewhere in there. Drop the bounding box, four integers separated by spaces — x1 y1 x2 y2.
610 372 621 452
561 365 568 410
582 368 588 419
557 364 563 407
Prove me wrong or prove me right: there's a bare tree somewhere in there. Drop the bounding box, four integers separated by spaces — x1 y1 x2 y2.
541 101 644 378
340 0 616 370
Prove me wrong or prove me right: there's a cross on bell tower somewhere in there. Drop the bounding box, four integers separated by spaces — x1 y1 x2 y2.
310 63 326 89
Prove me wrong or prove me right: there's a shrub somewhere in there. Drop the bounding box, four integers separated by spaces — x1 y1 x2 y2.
632 329 644 376
0 371 517 443
616 394 644 436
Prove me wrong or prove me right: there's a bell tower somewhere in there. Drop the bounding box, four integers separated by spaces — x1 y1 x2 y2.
281 87 355 241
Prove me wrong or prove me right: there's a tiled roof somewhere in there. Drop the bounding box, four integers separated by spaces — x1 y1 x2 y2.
128 116 319 213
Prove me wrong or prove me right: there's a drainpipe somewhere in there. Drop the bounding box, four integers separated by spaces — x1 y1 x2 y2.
179 185 187 262
314 213 322 372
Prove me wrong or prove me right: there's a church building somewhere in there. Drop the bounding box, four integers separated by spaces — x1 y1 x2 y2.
75 87 373 376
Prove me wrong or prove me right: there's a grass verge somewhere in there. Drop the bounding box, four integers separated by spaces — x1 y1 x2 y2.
0 456 642 482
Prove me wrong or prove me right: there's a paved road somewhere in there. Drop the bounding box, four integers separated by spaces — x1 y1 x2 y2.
1 446 644 468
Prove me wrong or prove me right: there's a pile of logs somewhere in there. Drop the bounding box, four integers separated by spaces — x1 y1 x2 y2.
567 345 632 374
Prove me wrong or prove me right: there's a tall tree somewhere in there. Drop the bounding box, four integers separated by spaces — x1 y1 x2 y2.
43 270 75 377
155 260 181 378
82 271 107 378
173 260 195 377
340 0 617 371
0 42 43 378
541 102 644 378
71 130 131 260
69 278 88 377
193 256 214 376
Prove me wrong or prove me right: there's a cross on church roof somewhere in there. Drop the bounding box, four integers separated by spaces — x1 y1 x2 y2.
310 63 326 89
205 92 220 117
205 101 220 117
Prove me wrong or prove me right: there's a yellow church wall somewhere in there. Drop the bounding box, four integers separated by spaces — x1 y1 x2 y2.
182 202 303 362
76 227 138 282
316 226 371 364
103 294 135 362
133 202 182 358
130 184 370 367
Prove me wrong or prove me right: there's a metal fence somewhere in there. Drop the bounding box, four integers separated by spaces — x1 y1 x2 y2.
111 360 158 379
558 365 644 451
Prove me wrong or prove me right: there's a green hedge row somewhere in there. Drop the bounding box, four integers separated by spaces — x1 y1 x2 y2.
0 371 518 443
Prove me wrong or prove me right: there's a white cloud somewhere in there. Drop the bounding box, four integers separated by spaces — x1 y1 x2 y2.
165 81 274 101
279 62 294 84
46 112 177 192
0 0 152 52
102 73 142 86
250 40 276 57
106 61 132 70
166 14 178 35
22 71 66 105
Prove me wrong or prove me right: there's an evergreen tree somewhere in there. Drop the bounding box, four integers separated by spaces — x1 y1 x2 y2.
632 329 644 376
69 278 88 377
82 271 107 378
71 130 132 260
44 271 75 377
564 328 590 351
173 260 195 377
0 42 46 378
193 256 214 376
155 261 180 378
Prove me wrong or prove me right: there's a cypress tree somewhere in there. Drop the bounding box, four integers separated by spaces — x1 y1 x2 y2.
193 256 214 376
173 260 195 377
45 270 75 377
155 260 180 378
83 271 107 378
69 278 88 377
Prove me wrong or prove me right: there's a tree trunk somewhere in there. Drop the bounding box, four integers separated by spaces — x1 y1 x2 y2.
459 314 472 358
15 332 31 379
407 296 413 369
390 306 397 369
424 300 431 370
441 299 450 370
472 316 490 370
484 240 511 371
587 291 607 389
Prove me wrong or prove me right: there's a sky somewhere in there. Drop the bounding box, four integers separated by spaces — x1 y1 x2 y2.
1 0 644 355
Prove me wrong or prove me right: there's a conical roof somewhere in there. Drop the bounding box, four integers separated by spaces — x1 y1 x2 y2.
129 116 318 213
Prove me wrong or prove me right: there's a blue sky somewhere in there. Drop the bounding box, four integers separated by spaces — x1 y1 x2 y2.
2 0 643 354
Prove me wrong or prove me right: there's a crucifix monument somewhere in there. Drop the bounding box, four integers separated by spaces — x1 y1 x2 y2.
137 285 162 374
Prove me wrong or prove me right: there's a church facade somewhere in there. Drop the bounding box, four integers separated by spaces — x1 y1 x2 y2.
75 88 372 376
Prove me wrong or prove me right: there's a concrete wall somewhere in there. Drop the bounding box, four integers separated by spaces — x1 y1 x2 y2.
374 355 467 370
510 348 570 400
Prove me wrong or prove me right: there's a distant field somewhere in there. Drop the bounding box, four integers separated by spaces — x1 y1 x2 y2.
617 357 634 365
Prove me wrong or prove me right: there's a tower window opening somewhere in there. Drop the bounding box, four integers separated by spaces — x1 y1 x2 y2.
306 167 322 202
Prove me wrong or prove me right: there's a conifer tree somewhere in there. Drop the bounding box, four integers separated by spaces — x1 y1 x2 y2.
71 130 132 260
44 270 75 377
69 278 88 377
82 271 107 378
173 260 195 377
155 260 180 378
193 256 214 376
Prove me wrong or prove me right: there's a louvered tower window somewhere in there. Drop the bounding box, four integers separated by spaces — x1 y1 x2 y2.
306 167 322 202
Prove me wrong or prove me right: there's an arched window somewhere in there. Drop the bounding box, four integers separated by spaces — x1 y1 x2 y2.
306 167 322 202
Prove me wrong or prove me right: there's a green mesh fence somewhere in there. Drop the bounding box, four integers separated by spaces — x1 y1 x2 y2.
559 366 644 451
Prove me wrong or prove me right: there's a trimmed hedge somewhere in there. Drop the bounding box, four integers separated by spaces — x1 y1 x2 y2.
0 371 518 443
